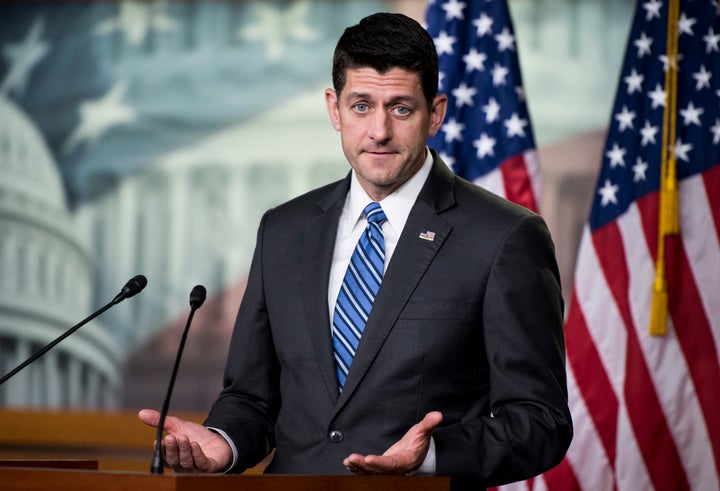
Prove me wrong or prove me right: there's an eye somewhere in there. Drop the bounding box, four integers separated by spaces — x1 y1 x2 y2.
394 106 411 116
353 103 369 113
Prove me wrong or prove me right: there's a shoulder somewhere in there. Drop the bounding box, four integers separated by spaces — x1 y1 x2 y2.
427 149 538 225
454 175 536 221
430 161 542 233
448 177 553 257
264 175 349 221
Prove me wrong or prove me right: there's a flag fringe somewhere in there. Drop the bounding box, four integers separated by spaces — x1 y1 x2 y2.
650 259 669 335
650 0 680 336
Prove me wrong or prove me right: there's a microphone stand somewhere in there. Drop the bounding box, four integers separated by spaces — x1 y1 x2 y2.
0 275 147 386
151 285 206 474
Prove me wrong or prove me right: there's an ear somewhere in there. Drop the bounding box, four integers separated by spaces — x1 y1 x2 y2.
427 93 448 137
325 88 341 131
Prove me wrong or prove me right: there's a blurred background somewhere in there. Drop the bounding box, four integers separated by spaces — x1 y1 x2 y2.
0 0 631 413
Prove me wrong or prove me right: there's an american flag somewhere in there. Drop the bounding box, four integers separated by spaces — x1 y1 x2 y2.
541 0 720 490
425 0 540 213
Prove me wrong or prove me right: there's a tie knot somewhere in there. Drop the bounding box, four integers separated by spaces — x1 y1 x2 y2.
364 202 387 225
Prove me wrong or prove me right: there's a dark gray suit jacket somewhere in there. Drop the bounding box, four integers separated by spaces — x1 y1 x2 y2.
204 151 572 487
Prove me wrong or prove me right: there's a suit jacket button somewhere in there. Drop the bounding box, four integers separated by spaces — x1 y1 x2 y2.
328 430 344 443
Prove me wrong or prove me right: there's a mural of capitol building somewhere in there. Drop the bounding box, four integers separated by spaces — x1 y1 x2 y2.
0 96 121 408
0 87 347 410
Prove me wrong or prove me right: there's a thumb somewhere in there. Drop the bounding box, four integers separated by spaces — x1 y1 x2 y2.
138 409 161 428
139 409 186 434
419 411 443 433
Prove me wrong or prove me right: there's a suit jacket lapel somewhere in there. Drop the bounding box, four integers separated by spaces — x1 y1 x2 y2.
300 177 350 404
336 155 456 409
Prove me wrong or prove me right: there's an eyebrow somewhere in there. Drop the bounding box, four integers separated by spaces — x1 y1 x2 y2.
345 92 420 107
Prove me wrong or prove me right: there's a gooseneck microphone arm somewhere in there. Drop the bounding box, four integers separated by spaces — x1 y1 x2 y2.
0 275 148 386
151 284 207 474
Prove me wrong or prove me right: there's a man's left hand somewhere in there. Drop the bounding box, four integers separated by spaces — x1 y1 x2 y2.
343 411 443 475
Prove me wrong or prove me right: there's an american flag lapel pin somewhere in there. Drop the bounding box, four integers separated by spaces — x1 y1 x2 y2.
418 230 436 241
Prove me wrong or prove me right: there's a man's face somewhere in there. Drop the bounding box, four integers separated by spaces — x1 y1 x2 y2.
325 67 447 201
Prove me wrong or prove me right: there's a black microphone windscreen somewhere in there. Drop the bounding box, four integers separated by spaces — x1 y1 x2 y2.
189 285 207 309
122 275 148 299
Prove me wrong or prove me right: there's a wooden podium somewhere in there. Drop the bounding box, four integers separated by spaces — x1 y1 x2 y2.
0 411 455 489
0 466 452 491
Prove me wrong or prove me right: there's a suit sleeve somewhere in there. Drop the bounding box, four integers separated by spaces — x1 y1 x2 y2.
432 213 572 485
203 212 281 473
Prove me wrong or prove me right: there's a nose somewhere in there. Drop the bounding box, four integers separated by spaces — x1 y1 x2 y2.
368 110 392 143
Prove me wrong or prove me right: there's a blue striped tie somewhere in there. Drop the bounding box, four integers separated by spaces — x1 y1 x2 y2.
332 202 387 392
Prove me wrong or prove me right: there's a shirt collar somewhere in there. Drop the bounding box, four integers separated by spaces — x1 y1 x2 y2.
348 148 434 231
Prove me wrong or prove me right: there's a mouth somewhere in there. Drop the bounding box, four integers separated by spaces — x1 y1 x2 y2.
363 149 396 156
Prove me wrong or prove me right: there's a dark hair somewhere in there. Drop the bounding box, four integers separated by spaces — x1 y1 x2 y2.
332 12 439 109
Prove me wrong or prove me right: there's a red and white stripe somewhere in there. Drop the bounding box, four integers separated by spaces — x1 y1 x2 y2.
473 149 541 213
532 166 719 491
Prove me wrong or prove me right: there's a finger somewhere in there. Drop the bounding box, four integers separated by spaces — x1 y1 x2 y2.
351 462 388 475
163 435 181 469
175 436 197 472
345 460 371 474
164 414 182 431
363 454 403 474
189 441 211 472
139 409 186 435
344 454 393 475
344 454 370 474
138 409 161 427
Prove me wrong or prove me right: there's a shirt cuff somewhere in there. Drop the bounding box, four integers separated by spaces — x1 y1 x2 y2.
206 426 238 473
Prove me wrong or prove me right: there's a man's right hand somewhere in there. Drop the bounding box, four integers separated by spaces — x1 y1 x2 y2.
138 409 233 473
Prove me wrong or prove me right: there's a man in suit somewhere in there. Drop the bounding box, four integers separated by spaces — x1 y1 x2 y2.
139 12 572 487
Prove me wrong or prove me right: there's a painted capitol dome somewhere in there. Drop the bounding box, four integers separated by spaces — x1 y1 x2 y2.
0 96 122 408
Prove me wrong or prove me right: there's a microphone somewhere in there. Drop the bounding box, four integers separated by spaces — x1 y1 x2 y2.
189 284 207 309
113 274 148 304
0 275 148 386
150 285 207 474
